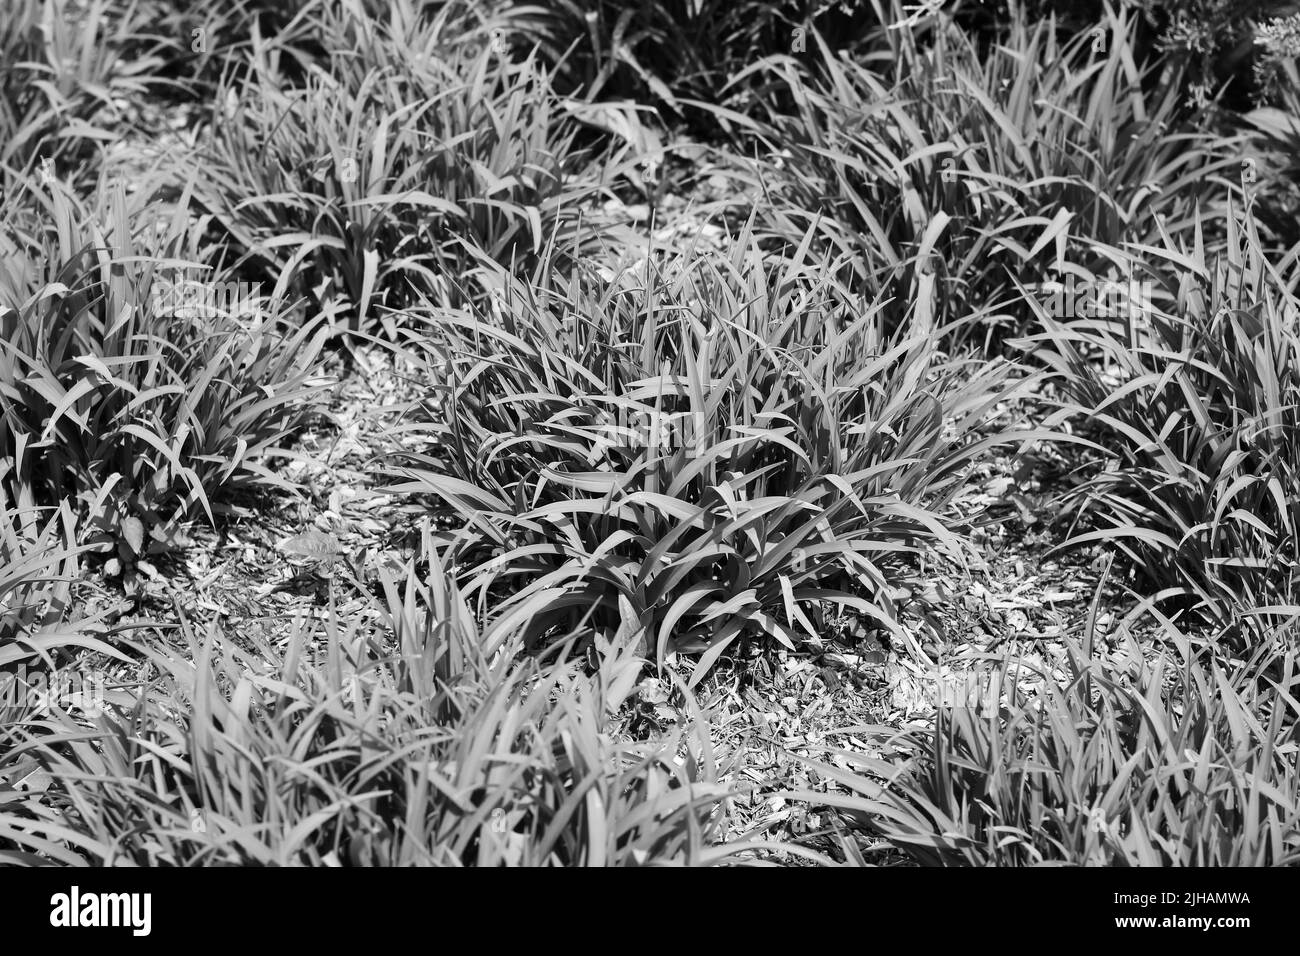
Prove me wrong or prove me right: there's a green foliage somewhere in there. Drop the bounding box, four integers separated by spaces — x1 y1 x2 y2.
4 0 1300 870
0 177 330 536
389 224 1048 682
1135 0 1279 108
192 7 615 333
0 543 735 866
0 485 79 651
713 7 1231 346
0 0 163 192
1242 15 1300 247
511 0 880 114
793 618 1300 866
1018 208 1300 626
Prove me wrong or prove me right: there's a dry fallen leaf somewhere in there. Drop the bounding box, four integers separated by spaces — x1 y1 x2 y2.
278 527 342 570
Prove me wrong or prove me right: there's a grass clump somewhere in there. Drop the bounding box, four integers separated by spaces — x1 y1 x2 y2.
193 9 615 334
388 224 1053 682
1019 208 1300 629
0 178 330 553
794 612 1300 866
0 542 734 866
718 7 1231 347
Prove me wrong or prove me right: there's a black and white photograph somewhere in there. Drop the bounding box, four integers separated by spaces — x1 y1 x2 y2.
1 0 1298 896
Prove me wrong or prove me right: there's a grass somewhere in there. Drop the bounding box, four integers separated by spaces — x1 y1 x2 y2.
387 222 1059 682
0 175 330 560
1 0 1299 869
707 5 1235 348
0 0 163 195
0 484 79 654
0 538 735 866
789 604 1300 866
1016 204 1300 630
513 0 877 117
192 6 617 334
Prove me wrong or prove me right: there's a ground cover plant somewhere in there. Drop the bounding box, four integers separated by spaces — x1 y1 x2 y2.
0 482 79 652
715 6 1239 349
0 176 330 549
790 610 1300 865
1 0 1299 875
192 3 622 333
389 222 1054 682
1017 207 1300 630
0 542 736 865
0 0 164 196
